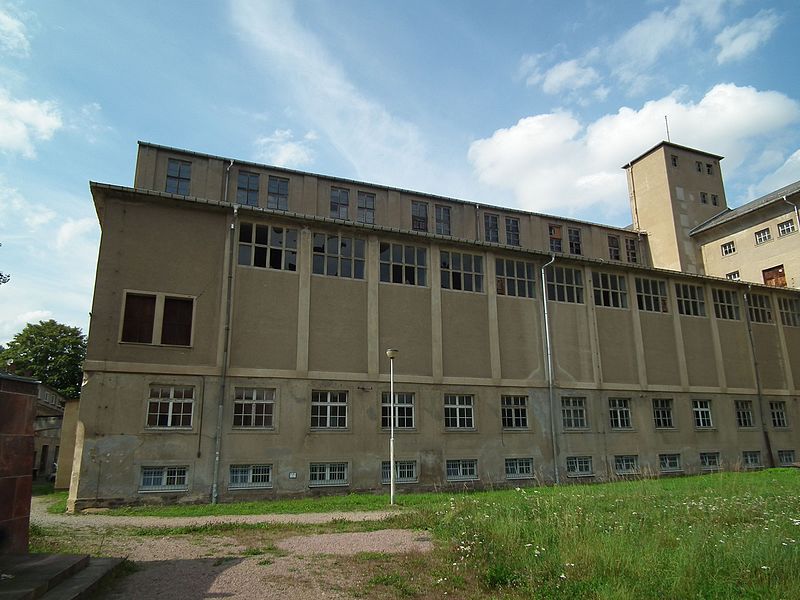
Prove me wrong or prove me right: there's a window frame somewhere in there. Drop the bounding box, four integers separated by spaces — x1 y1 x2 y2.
267 176 289 211
380 392 415 430
444 394 475 430
120 291 195 347
548 224 562 253
741 451 762 469
735 400 754 428
236 170 259 206
770 401 788 428
440 250 484 293
312 232 366 279
566 455 593 477
411 201 428 232
381 460 418 484
659 453 682 473
496 258 535 298
675 283 706 317
778 450 796 466
652 398 674 429
754 227 772 245
484 213 499 243
608 397 632 430
726 271 740 281
505 457 534 480
614 454 639 475
546 266 584 304
692 399 713 429
699 451 720 471
165 158 191 195
357 191 375 224
720 241 736 256
229 464 273 489
778 297 800 327
501 395 529 429
232 387 276 429
777 219 796 237
435 205 451 236
561 396 587 430
592 272 628 309
505 217 520 246
310 391 348 430
608 235 621 261
330 186 350 219
237 222 298 272
146 385 194 429
309 462 348 487
746 293 773 324
445 458 478 481
712 288 741 321
635 278 669 313
567 227 582 255
139 465 189 492
379 242 427 287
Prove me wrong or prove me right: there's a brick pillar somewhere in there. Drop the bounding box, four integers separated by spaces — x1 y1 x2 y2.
0 374 38 555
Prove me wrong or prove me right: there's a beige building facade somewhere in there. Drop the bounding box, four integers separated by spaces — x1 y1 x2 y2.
68 142 800 509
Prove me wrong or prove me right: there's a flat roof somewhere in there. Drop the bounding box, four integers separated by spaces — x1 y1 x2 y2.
621 140 724 169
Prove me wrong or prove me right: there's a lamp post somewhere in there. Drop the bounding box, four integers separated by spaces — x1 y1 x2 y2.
386 348 399 505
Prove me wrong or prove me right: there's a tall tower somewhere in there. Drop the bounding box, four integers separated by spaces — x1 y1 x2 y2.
623 141 727 274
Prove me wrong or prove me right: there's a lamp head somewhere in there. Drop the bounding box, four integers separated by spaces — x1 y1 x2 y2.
385 348 399 360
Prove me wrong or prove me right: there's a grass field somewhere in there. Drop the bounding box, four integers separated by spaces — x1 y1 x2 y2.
34 469 800 598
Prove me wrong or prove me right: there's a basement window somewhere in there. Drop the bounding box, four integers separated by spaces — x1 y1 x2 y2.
139 466 188 492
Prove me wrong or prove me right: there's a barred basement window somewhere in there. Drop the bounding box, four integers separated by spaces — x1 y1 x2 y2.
770 401 788 428
238 223 298 271
444 395 474 429
659 453 681 472
505 217 520 246
357 191 375 224
312 233 366 279
140 466 188 492
699 452 720 470
614 455 639 475
411 201 428 231
592 272 628 308
147 386 194 428
778 450 796 466
165 159 191 195
742 451 762 469
379 243 427 286
435 205 451 236
692 400 713 428
501 395 528 429
505 458 534 479
675 283 706 317
726 271 740 281
267 176 289 210
568 227 582 255
746 293 773 323
496 259 535 298
309 462 348 486
330 187 349 219
720 241 735 256
546 266 584 303
446 459 477 481
652 399 674 429
229 464 272 489
778 297 800 327
441 251 483 292
635 277 669 313
625 238 638 263
778 219 796 236
566 456 593 476
735 400 754 428
485 214 499 242
754 227 771 245
608 397 632 429
236 171 259 206
712 288 740 320
608 235 620 260
561 396 587 430
381 460 418 484
311 391 348 429
381 392 415 429
233 387 275 428
548 224 562 253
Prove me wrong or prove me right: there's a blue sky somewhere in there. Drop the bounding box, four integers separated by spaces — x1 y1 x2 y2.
1 0 799 343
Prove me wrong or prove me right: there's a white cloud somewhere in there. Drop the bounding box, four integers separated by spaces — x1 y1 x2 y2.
0 309 53 344
468 84 800 221
0 8 29 56
541 60 600 95
55 217 97 250
0 179 56 231
253 129 315 169
65 102 113 144
715 10 781 64
748 149 800 200
0 88 62 158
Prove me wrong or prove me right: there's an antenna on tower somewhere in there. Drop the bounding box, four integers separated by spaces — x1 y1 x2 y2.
664 115 671 142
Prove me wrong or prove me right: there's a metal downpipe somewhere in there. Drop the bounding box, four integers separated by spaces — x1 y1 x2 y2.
541 254 559 484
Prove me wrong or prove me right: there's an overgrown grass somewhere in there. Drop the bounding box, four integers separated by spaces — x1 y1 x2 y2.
31 482 69 515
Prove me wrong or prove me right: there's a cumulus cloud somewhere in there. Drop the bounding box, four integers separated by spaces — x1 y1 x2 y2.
748 149 800 200
55 217 97 250
715 10 781 64
0 8 29 56
0 309 53 344
0 88 62 158
541 60 600 95
468 84 800 221
0 179 56 231
253 129 315 169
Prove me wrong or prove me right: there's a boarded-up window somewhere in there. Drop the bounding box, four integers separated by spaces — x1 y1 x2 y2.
121 294 156 343
161 297 193 346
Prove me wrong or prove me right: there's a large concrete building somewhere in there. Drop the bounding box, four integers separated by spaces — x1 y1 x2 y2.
67 141 800 509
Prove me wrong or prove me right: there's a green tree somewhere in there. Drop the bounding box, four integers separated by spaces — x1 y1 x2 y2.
0 242 9 285
1 320 87 399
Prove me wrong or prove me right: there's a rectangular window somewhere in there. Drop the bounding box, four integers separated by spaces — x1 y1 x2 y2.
566 456 593 477
778 219 796 236
695 161 703 172
330 187 349 219
140 466 188 492
312 233 366 279
592 272 628 308
659 453 681 472
712 288 740 320
441 251 483 292
484 214 499 242
147 386 194 428
567 227 582 255
165 159 191 195
721 241 736 256
546 266 584 304
435 205 451 236
381 460 418 484
754 228 772 245
311 391 348 429
614 455 639 475
379 243 427 286
635 278 669 313
229 464 272 489
267 176 289 210
699 452 720 470
711 194 719 206
609 397 632 429
236 171 259 206
161 297 193 346
763 265 786 287
726 271 740 281
548 224 562 253
778 450 796 466
496 259 535 298
233 387 275 429
735 400 754 428
381 392 415 429
446 459 477 481
671 155 678 167
121 293 156 344
505 457 534 479
625 238 638 263
692 399 713 428
238 223 298 271
411 201 428 231
700 192 708 204
505 217 520 246
357 191 375 224
706 163 713 175
675 283 706 317
770 401 788 428
444 394 474 429
742 451 762 469
608 235 621 260
653 399 674 429
747 293 773 323
501 395 528 429
778 297 800 327
561 396 587 430
309 462 348 487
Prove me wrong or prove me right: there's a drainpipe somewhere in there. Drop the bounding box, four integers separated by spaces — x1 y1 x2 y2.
743 285 775 468
540 254 559 484
211 160 236 504
782 196 799 228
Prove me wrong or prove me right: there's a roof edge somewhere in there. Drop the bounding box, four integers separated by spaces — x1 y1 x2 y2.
621 140 724 169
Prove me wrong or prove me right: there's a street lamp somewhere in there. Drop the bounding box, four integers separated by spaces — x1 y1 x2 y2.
386 348 399 505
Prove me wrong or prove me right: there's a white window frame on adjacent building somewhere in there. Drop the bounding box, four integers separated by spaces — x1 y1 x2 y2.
777 219 796 237
444 394 475 429
592 272 628 309
770 401 788 428
699 452 721 471
741 451 762 469
446 458 478 481
505 457 534 480
566 455 593 477
608 397 632 430
561 396 587 430
635 278 669 313
712 288 740 320
546 266 584 304
229 464 273 489
735 400 754 428
726 271 740 281
501 395 528 429
614 455 639 475
754 227 772 245
139 466 188 492
778 450 796 466
496 259 535 298
720 241 735 256
310 391 348 429
692 399 713 429
146 385 194 429
440 251 484 293
659 453 682 473
381 460 418 484
233 387 275 429
381 392 415 429
675 283 706 317
652 398 674 429
379 242 427 287
309 462 348 487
